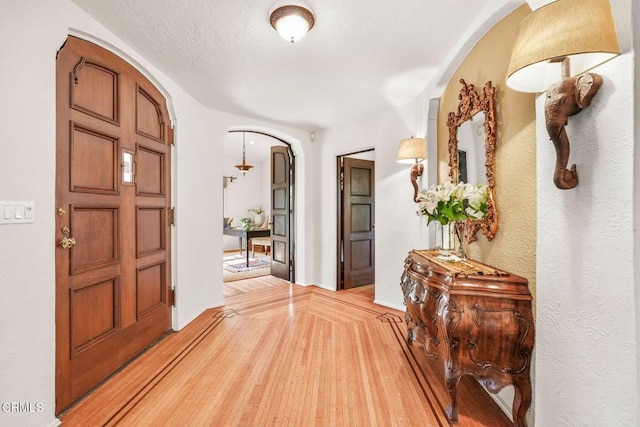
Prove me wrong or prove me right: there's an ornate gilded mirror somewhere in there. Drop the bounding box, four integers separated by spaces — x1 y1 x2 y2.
447 79 498 242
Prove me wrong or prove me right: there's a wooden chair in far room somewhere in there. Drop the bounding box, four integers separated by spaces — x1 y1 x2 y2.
251 216 271 257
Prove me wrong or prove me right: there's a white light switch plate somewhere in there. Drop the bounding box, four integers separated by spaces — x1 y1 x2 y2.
0 201 35 224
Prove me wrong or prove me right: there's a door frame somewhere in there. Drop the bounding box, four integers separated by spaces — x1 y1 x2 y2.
227 130 296 282
336 149 375 289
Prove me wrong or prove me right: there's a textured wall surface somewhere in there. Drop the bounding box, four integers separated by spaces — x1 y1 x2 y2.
535 0 637 422
436 5 537 300
315 105 427 305
0 2 315 425
536 52 636 426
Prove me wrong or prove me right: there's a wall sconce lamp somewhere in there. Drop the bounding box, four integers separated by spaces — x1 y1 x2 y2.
506 0 620 189
223 176 237 189
397 137 426 202
270 4 315 43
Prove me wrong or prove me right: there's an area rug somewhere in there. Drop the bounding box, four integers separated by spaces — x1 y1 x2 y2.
223 255 270 272
223 254 271 282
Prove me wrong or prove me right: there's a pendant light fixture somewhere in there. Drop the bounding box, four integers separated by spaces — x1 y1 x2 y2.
269 4 315 43
234 132 254 176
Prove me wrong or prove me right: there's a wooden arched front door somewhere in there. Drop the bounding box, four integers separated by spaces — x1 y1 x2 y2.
55 36 173 413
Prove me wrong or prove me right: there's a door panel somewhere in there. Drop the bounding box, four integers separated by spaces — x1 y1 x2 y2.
70 124 119 193
69 206 119 273
270 146 291 281
136 207 165 256
136 262 166 317
351 204 371 232
56 36 172 413
71 58 120 124
350 239 372 269
70 278 120 355
136 145 165 196
136 84 165 142
342 158 375 289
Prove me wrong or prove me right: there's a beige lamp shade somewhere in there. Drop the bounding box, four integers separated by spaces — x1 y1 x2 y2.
506 0 620 93
397 137 426 164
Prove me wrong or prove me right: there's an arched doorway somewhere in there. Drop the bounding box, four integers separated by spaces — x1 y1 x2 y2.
222 130 296 283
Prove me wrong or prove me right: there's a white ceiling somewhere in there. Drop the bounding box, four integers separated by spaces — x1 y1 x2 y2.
69 0 509 131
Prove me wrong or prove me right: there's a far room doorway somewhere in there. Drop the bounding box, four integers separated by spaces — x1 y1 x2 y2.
222 131 295 287
337 150 375 289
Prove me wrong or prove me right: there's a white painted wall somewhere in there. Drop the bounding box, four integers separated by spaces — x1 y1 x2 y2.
634 0 640 422
173 114 314 324
0 1 226 423
315 106 428 308
170 94 225 330
0 2 59 425
0 1 315 425
534 0 638 424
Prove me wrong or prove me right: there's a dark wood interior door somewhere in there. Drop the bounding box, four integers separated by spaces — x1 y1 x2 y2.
55 36 172 413
342 158 375 289
270 146 291 281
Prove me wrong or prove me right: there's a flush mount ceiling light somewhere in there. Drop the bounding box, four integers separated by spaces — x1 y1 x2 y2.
269 4 315 43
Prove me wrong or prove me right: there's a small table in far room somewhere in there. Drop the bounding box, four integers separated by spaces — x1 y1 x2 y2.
223 227 270 267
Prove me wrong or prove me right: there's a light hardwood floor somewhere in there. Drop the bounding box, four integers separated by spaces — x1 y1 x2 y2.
60 277 512 426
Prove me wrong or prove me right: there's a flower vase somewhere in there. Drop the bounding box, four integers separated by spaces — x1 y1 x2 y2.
437 222 456 252
453 222 466 258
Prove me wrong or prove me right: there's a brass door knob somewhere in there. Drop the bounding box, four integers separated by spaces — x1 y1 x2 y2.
59 226 76 249
59 236 77 249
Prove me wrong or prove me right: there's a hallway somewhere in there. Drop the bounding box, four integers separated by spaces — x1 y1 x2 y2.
61 279 510 426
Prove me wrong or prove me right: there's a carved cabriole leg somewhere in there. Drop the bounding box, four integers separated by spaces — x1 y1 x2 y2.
445 374 461 423
404 310 416 345
512 376 532 427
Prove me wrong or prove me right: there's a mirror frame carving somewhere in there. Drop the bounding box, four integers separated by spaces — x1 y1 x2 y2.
447 79 498 242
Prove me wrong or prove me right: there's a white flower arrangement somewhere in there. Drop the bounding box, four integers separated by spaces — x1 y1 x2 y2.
417 181 487 226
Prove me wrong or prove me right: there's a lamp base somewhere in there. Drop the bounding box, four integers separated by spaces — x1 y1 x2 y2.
411 162 424 202
544 72 602 190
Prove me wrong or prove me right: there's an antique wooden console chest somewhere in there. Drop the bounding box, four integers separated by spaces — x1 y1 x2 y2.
400 250 534 426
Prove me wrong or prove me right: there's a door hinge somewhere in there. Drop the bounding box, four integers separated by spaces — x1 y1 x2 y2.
169 127 175 146
169 207 176 226
168 288 176 306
